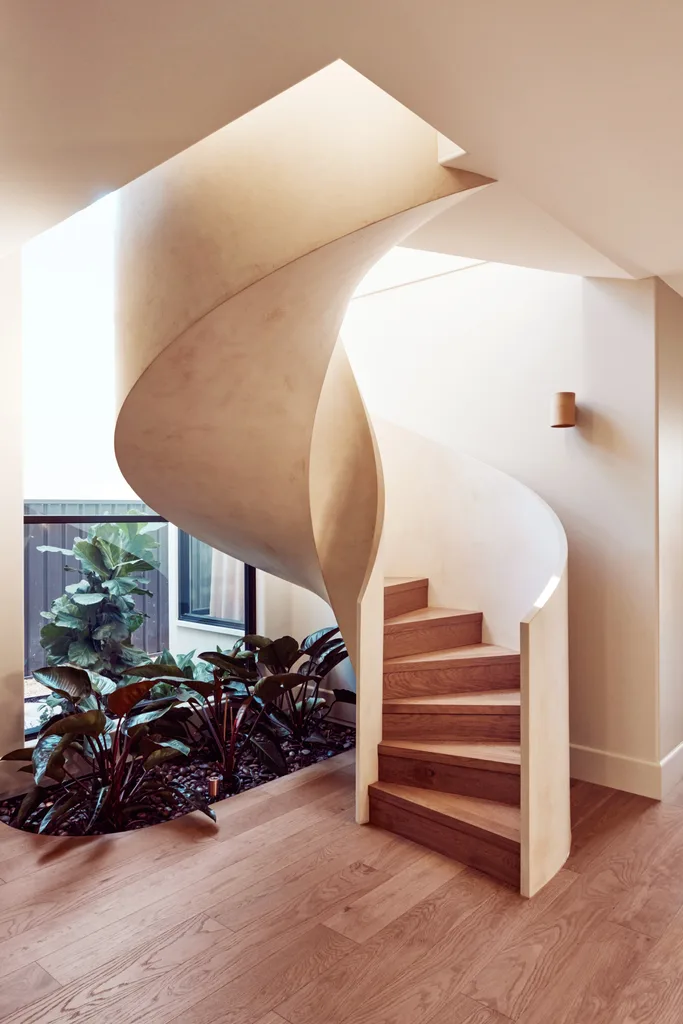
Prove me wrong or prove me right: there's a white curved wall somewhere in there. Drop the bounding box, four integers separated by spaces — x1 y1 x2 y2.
375 419 564 649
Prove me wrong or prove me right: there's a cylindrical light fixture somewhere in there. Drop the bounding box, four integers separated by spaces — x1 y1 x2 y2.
551 392 576 428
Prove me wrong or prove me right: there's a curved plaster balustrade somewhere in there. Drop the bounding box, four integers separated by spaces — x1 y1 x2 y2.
374 420 570 895
113 62 490 819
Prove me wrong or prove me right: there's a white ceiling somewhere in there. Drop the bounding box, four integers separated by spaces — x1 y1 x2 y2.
2 1 683 288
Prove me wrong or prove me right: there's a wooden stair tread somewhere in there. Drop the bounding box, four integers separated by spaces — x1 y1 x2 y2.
384 690 520 713
384 577 429 593
385 607 480 628
378 739 521 773
370 781 521 844
385 643 518 667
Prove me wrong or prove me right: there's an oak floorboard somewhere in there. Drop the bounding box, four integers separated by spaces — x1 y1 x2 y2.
565 790 654 873
0 962 62 1021
277 872 499 1024
606 802 683 938
38 814 359 985
164 925 355 1024
0 912 228 1024
599 905 683 1023
324 848 464 942
462 862 641 1019
514 921 654 1024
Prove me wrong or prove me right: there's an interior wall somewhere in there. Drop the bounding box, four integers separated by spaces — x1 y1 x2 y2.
0 252 26 776
343 263 659 794
656 279 683 781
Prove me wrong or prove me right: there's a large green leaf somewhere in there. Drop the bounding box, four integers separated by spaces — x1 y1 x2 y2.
1 747 34 761
300 626 340 656
92 617 131 642
258 636 301 673
253 672 304 703
87 671 117 695
295 696 327 714
14 785 43 827
239 634 272 650
123 663 186 679
142 738 190 770
72 539 109 578
332 688 357 704
68 641 100 668
65 581 90 595
33 666 93 702
169 781 217 822
32 733 74 784
142 747 182 770
316 646 349 679
43 709 106 737
115 557 157 577
198 652 255 679
39 792 82 835
249 734 287 776
102 577 146 597
108 679 158 717
118 644 152 667
85 786 109 834
71 593 106 606
125 704 177 729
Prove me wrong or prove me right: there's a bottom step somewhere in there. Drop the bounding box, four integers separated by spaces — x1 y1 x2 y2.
369 781 521 889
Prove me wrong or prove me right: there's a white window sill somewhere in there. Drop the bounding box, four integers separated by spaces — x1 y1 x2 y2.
173 619 243 638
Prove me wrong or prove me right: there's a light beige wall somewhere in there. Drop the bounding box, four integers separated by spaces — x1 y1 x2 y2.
344 264 660 794
656 280 683 773
0 252 25 775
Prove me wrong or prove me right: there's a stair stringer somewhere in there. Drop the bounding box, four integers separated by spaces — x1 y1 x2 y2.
112 62 491 822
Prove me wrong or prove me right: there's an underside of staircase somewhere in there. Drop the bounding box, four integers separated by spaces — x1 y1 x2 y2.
369 577 522 889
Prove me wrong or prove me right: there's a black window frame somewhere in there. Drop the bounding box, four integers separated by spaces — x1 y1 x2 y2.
177 530 257 635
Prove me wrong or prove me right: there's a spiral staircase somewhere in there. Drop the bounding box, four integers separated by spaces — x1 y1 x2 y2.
114 61 570 896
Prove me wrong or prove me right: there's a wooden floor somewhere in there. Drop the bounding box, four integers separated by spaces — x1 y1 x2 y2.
2 751 683 1023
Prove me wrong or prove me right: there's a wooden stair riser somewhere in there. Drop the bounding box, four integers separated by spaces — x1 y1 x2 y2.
382 712 520 743
384 658 520 698
378 752 521 805
369 791 520 888
384 580 429 619
384 615 482 659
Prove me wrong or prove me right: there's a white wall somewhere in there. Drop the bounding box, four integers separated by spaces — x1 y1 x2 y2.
22 194 137 503
343 263 660 794
656 279 683 784
0 252 26 780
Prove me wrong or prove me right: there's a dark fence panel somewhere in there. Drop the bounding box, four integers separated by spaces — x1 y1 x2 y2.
24 501 169 676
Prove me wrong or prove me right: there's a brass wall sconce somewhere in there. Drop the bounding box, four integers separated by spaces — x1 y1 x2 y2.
551 392 576 428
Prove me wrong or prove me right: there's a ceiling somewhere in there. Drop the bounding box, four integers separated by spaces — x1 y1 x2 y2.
2 1 683 289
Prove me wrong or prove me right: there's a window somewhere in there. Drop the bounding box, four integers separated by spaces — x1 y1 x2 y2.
23 502 169 735
178 532 256 632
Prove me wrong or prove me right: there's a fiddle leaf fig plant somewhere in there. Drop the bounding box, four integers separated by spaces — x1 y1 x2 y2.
37 519 163 679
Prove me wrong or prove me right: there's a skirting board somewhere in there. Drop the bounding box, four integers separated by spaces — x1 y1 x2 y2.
661 739 683 797
570 743 663 799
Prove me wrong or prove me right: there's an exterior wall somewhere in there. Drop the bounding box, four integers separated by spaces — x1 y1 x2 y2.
656 279 683 788
344 264 660 795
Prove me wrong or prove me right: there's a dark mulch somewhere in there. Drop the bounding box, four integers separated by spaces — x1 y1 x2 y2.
0 721 355 837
